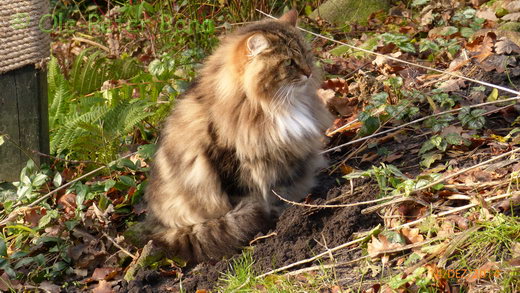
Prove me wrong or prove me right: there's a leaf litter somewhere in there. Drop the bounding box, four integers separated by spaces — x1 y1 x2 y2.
1 0 520 292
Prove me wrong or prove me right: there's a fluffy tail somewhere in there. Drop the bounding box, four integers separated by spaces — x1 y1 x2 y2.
147 200 269 263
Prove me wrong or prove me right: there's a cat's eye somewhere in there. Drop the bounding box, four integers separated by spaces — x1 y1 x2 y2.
284 59 295 67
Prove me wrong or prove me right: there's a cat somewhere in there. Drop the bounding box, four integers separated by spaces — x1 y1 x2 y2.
144 9 333 263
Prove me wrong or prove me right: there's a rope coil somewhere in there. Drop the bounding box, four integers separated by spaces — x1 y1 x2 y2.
0 0 51 74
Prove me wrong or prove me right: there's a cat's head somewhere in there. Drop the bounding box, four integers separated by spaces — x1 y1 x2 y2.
236 10 318 106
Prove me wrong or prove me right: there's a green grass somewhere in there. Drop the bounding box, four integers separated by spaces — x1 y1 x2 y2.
216 250 340 292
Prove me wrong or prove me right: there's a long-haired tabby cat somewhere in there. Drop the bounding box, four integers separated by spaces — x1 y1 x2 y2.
145 10 332 263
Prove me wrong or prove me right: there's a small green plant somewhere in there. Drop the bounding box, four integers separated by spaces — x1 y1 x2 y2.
345 164 443 197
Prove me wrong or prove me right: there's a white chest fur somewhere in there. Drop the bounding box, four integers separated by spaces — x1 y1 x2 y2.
274 99 320 143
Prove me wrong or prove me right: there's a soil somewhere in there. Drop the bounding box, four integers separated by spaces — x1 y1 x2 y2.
110 62 519 293
113 158 386 293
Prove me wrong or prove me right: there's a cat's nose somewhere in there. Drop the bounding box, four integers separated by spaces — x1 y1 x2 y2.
302 66 312 77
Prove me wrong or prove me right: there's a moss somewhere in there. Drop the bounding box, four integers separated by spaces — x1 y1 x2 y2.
499 22 520 32
310 0 390 26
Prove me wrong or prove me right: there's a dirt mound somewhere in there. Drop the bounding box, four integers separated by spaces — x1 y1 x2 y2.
115 170 381 292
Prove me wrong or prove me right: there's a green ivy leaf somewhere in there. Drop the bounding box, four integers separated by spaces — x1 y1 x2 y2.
440 26 459 36
119 175 135 187
32 173 48 187
360 116 380 136
0 238 7 257
148 59 165 76
371 92 389 107
53 172 63 188
458 107 486 129
411 0 430 7
424 114 455 133
420 152 443 168
398 42 416 53
137 144 157 160
38 210 58 229
444 133 466 145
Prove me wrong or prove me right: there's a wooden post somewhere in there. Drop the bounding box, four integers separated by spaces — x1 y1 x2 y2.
0 65 49 182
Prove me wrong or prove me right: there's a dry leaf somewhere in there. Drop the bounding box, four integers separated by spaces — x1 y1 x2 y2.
383 152 403 163
479 54 512 72
367 234 405 262
476 8 498 21
465 261 499 283
91 267 120 281
447 54 471 72
92 280 113 293
495 37 520 54
317 89 335 105
23 206 46 227
438 79 466 92
0 273 21 291
502 12 520 21
505 1 520 12
421 10 434 26
39 281 61 293
401 228 424 244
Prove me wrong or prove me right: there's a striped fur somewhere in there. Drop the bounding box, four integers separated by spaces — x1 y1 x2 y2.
145 10 333 263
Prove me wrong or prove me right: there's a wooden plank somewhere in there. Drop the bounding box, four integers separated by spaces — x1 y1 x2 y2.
0 66 49 182
0 70 23 182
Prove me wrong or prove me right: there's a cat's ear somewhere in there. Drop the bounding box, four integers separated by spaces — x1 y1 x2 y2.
279 9 297 26
246 33 269 56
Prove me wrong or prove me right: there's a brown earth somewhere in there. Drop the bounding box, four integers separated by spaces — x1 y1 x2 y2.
113 151 389 293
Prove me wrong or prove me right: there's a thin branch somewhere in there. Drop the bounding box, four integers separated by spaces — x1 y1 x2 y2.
102 232 137 259
272 190 393 208
362 147 520 214
390 191 519 231
32 150 104 166
257 10 520 96
0 152 136 227
256 234 368 279
72 36 110 52
321 96 520 154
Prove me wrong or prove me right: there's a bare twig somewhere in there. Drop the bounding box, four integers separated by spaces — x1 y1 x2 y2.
272 190 392 209
362 147 520 214
321 97 520 154
249 232 277 245
256 232 370 279
390 191 519 231
0 152 136 227
284 254 368 276
256 10 520 96
32 150 104 166
102 232 137 259
72 36 110 52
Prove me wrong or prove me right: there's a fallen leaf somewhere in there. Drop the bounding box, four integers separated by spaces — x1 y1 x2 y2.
502 12 520 21
317 88 335 105
23 206 47 227
445 215 469 230
476 8 498 21
0 273 21 291
478 54 512 72
465 261 499 283
367 233 406 264
39 281 61 293
383 152 403 163
92 280 113 293
447 55 471 72
91 267 121 281
59 193 77 214
421 10 434 26
438 79 466 92
505 1 520 12
495 37 520 54
401 228 424 244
